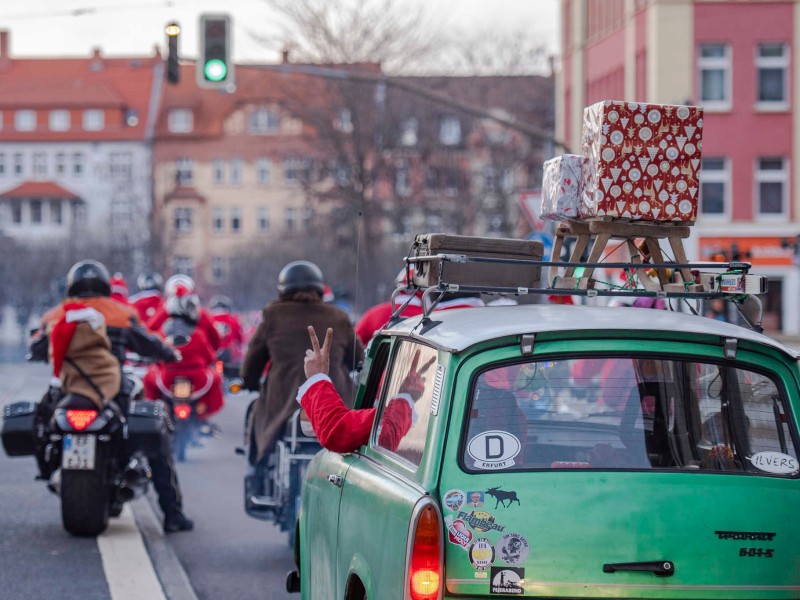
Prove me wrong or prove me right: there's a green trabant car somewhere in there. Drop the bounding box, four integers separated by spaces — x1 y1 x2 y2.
293 303 800 600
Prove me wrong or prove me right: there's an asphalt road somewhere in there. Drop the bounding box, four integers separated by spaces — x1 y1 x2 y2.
0 362 296 600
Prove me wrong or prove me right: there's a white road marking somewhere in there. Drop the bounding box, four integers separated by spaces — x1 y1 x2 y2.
97 503 166 600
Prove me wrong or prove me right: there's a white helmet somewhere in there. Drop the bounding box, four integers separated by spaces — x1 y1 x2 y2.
165 274 195 297
165 290 201 322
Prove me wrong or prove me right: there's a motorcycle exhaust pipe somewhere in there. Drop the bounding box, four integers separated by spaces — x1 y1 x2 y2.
124 458 152 486
117 485 136 502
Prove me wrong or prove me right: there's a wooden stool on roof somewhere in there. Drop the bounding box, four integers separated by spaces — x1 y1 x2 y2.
549 218 704 292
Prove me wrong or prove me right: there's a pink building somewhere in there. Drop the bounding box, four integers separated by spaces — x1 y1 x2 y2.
558 0 799 334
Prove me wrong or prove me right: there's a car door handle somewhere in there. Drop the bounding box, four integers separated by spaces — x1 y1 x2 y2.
327 474 343 487
603 560 674 577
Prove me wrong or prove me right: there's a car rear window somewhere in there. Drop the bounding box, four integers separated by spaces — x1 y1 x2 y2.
461 356 799 476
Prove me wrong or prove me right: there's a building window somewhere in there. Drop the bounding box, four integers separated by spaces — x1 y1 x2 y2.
176 158 193 185
248 107 280 134
212 207 225 233
15 110 36 131
0 153 5 176
756 43 788 107
173 256 194 278
73 203 87 227
230 208 242 233
230 158 242 185
211 256 226 283
14 153 24 175
444 169 460 197
174 207 193 232
109 152 132 180
484 166 498 193
72 153 84 176
395 160 411 197
168 108 193 133
399 117 418 147
30 200 42 224
11 200 22 224
50 201 63 225
334 108 353 133
82 109 104 131
284 158 310 183
755 157 788 216
285 207 297 230
258 207 269 232
256 157 270 185
49 110 70 131
55 153 66 175
699 157 729 216
698 43 731 110
213 159 225 185
33 153 47 178
439 116 462 145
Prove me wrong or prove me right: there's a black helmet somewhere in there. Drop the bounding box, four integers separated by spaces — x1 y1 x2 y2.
210 294 232 311
137 272 164 293
277 261 324 296
66 260 111 298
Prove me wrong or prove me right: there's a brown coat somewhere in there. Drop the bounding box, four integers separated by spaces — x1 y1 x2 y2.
241 297 363 461
49 320 120 408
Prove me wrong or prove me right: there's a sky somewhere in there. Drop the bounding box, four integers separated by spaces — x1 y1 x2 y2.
1 0 560 65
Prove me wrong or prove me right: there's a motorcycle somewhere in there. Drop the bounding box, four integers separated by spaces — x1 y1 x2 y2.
154 372 216 462
234 382 320 547
1 376 172 537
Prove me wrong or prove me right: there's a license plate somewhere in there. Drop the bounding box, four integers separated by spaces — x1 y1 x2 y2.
62 434 96 470
173 379 192 399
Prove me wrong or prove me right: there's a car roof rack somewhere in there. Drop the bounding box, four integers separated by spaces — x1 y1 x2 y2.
391 253 768 333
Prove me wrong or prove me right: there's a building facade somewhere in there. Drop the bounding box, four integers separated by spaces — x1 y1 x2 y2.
558 0 799 334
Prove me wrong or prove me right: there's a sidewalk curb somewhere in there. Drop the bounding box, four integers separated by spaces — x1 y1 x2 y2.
131 496 199 600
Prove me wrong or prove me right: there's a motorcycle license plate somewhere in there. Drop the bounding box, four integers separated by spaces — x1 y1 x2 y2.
173 379 192 399
62 434 96 470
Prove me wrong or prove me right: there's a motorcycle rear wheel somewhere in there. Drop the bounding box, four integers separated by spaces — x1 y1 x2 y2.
61 469 110 536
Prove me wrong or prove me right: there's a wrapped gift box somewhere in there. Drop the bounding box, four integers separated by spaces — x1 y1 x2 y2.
541 154 582 220
580 100 703 222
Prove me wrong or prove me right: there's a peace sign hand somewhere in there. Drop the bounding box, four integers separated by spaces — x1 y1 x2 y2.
304 326 333 379
399 349 436 401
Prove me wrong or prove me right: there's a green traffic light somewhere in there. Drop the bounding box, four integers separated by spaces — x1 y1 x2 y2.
204 59 227 82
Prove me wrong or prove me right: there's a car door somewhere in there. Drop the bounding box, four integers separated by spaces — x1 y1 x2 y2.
336 339 441 599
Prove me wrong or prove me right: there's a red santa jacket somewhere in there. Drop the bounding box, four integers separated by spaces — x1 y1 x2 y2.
147 306 221 350
296 374 413 453
129 290 164 324
210 310 245 359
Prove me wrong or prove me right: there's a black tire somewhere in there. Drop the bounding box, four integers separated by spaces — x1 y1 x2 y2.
61 469 109 536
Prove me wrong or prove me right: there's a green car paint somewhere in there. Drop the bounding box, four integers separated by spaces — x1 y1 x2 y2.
297 305 800 599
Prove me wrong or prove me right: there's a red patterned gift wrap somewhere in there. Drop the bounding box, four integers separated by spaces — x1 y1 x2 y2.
580 100 703 222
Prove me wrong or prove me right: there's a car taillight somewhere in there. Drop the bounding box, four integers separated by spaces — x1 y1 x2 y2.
174 403 192 420
408 504 442 600
65 409 98 431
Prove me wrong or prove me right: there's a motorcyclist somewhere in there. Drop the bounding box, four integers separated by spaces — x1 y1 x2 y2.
209 295 245 369
109 272 130 305
240 260 363 503
146 275 221 351
143 287 224 418
30 260 194 533
129 272 165 323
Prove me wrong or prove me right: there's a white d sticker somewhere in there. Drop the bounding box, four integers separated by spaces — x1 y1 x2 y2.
750 451 799 474
467 431 521 470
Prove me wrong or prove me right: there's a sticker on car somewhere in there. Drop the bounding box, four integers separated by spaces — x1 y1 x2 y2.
749 451 799 474
443 488 466 511
490 567 524 595
467 430 521 470
498 533 530 565
468 537 495 571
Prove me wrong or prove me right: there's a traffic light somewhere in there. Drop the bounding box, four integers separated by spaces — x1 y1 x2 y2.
166 22 180 85
198 14 234 89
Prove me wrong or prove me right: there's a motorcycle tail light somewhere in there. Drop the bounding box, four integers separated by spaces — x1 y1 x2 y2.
408 503 442 600
215 360 224 375
174 404 192 420
65 409 98 431
172 379 192 399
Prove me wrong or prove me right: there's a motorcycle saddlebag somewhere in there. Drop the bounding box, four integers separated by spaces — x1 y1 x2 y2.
410 233 544 290
127 400 171 456
2 401 38 457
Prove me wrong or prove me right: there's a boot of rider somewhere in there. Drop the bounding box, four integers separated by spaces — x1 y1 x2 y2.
150 452 193 533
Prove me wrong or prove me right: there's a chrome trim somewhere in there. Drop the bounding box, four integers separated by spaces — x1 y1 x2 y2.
356 453 427 495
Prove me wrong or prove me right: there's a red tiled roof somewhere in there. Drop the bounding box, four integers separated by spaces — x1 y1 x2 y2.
0 180 81 200
0 53 161 141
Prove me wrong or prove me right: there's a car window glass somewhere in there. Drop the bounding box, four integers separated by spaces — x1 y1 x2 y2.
374 341 438 467
462 356 799 476
358 341 390 410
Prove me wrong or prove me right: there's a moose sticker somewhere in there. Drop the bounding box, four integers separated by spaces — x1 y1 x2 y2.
485 487 520 509
467 431 521 470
